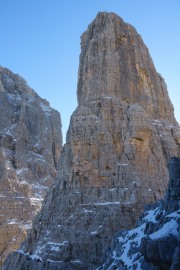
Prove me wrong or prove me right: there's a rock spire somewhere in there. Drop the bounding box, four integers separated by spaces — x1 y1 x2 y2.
0 67 62 266
2 12 180 270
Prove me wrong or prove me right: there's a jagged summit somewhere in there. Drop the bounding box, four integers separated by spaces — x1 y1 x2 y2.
2 12 180 270
0 67 40 99
78 12 174 123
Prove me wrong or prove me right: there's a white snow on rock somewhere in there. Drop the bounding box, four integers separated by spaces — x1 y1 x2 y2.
94 201 120 206
142 207 160 223
97 206 180 270
40 102 52 112
150 219 179 239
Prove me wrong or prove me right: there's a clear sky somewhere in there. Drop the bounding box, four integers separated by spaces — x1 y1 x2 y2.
0 0 180 143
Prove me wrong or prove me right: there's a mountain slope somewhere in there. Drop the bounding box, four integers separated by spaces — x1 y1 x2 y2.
0 67 62 266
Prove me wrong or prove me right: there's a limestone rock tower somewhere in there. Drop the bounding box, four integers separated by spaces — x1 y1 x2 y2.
2 12 180 270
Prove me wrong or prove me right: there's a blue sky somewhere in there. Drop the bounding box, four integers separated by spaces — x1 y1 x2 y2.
1 1 180 142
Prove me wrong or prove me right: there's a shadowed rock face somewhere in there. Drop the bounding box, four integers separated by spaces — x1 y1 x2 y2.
97 157 180 270
2 12 180 270
0 67 62 266
166 157 180 212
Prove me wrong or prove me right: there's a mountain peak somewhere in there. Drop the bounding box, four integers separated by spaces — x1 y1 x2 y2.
2 12 180 270
77 11 174 124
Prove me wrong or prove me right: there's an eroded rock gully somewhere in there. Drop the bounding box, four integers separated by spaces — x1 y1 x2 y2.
2 12 180 270
0 67 62 266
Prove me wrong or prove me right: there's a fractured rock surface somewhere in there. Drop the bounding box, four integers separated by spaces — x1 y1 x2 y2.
97 157 180 270
2 12 180 270
0 67 62 266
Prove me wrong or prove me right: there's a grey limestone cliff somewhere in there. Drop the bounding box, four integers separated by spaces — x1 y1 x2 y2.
0 67 62 266
2 12 180 270
97 157 180 270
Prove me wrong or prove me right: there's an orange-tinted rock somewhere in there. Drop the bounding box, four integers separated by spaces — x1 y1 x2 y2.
2 12 180 270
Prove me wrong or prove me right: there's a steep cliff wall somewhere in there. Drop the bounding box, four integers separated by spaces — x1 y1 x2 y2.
0 67 62 266
97 157 180 270
2 12 180 270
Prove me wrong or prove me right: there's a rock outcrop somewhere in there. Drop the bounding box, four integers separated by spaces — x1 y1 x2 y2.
2 12 180 270
0 67 62 266
97 157 180 270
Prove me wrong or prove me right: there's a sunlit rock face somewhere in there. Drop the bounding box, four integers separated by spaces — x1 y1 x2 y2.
2 12 180 270
0 67 62 266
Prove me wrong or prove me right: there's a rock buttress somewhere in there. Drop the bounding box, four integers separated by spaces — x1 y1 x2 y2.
0 67 62 266
2 12 180 270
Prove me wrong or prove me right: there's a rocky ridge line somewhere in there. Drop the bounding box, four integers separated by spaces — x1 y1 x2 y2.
0 67 62 266
1 12 180 270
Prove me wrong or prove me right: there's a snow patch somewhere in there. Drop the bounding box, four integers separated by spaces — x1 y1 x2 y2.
94 201 120 206
7 219 18 225
109 224 146 269
30 197 43 202
90 231 98 236
40 103 52 112
6 93 21 102
47 241 68 247
143 207 160 223
22 223 32 230
150 219 179 239
16 168 28 175
71 259 83 264
110 188 116 191
6 219 32 230
118 163 129 166
47 259 63 263
103 96 112 99
17 244 45 262
82 208 93 213
3 124 17 137
166 210 180 218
